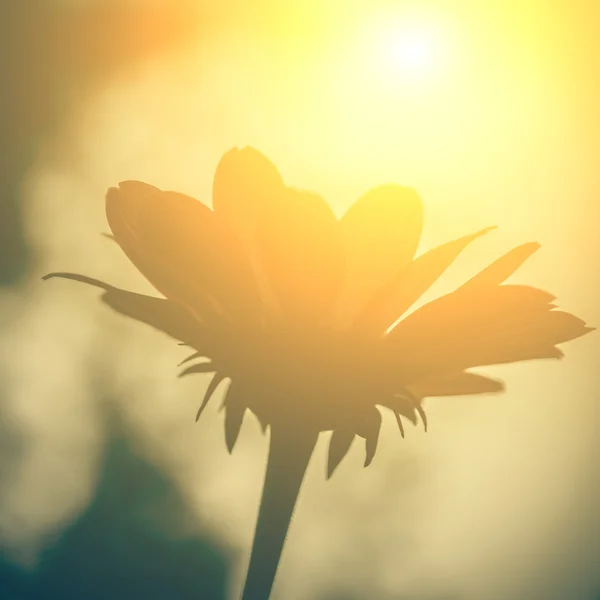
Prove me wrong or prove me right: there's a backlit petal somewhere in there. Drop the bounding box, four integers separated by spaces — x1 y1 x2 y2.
387 285 556 342
212 147 289 316
106 183 262 326
385 285 593 380
256 187 344 323
354 227 495 336
212 146 285 239
335 185 424 328
459 242 541 290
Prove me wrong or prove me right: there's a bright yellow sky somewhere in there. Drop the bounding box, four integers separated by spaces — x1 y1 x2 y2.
99 0 599 240
84 0 598 307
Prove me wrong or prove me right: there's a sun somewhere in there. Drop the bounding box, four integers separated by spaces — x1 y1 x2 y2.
389 31 436 74
373 20 445 81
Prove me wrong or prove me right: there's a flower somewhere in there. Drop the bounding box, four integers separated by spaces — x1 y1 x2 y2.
44 146 593 469
43 147 593 599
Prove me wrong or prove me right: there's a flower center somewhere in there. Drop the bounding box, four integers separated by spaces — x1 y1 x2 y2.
230 324 385 432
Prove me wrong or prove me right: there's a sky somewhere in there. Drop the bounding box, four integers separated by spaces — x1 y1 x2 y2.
0 1 598 599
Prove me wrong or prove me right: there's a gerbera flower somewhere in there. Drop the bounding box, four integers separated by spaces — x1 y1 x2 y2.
44 147 593 600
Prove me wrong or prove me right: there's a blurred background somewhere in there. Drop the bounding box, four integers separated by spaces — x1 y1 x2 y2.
0 0 598 599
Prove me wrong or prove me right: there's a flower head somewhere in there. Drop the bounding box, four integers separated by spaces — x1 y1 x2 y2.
44 147 593 478
44 147 594 600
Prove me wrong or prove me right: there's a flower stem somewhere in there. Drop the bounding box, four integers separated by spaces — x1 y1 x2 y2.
240 424 318 600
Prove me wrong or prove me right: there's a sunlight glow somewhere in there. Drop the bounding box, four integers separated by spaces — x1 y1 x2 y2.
388 30 437 75
374 21 444 81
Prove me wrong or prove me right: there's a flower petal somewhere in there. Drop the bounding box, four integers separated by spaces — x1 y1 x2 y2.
385 396 418 425
387 285 557 342
212 146 285 240
459 242 541 290
378 399 418 438
42 272 209 347
354 227 495 335
327 428 355 479
106 183 262 326
178 350 205 367
335 185 424 327
256 187 345 322
362 408 382 468
195 372 227 422
385 285 593 380
223 381 247 453
393 411 405 438
212 147 289 318
407 371 505 398
179 362 217 379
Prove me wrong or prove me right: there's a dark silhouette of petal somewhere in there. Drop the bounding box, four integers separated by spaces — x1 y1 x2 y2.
459 242 541 289
415 403 428 432
42 272 208 346
336 185 423 327
256 187 344 322
361 408 382 468
178 350 206 366
386 285 593 379
386 392 427 431
106 183 263 326
193 371 227 422
355 226 496 335
408 371 505 398
387 285 557 342
223 382 247 453
326 428 355 479
178 361 216 378
387 396 418 425
529 311 594 343
393 411 405 437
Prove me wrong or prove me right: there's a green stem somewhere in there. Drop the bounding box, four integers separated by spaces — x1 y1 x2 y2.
240 424 318 600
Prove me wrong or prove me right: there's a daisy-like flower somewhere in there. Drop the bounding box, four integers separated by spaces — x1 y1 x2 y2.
44 147 593 600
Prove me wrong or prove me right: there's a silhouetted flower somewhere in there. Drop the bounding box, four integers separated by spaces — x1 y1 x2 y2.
44 147 593 599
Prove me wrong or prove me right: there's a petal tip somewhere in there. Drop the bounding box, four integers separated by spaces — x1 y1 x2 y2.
110 181 159 198
327 429 354 479
117 180 148 188
521 241 542 255
481 225 498 236
40 272 112 291
579 326 597 339
326 458 340 480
